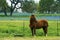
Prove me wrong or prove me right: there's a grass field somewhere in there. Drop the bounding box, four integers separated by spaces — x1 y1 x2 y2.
0 13 60 40
0 20 60 37
0 36 60 40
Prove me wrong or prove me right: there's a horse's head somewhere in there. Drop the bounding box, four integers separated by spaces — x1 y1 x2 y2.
30 15 37 24
30 15 35 19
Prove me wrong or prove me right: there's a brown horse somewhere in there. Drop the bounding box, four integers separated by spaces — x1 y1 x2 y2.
29 15 48 36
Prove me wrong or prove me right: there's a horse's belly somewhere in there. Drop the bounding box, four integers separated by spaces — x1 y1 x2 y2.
36 28 40 29
36 26 42 29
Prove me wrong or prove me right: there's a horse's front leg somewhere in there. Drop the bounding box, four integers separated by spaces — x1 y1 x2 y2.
34 28 36 35
31 28 34 36
34 24 36 36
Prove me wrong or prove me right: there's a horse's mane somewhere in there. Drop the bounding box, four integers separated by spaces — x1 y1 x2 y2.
30 15 37 24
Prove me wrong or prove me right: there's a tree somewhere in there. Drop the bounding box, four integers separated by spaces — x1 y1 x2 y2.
56 0 60 13
36 3 40 12
39 0 54 13
0 0 8 16
10 0 23 16
22 0 36 13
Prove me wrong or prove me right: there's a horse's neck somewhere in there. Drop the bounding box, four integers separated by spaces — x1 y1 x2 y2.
30 19 37 24
30 16 37 24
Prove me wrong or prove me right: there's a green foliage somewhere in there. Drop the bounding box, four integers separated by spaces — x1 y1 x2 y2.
0 0 10 16
0 0 9 11
56 0 60 13
35 3 40 12
22 0 35 13
39 0 54 13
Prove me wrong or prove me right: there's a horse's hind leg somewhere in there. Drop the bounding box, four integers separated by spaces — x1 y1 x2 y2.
43 27 47 36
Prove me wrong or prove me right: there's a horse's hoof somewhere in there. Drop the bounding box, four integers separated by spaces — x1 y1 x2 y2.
45 34 47 37
34 35 36 37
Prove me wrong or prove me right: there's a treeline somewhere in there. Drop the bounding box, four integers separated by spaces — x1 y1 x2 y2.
0 0 60 16
39 0 60 14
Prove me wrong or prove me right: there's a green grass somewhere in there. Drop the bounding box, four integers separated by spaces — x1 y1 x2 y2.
0 37 60 40
36 13 60 16
0 20 60 37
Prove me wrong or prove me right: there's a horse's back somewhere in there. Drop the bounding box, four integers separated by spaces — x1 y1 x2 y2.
37 20 48 27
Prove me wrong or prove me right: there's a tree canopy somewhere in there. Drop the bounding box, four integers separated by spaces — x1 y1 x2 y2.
22 0 36 13
0 0 9 16
39 0 54 13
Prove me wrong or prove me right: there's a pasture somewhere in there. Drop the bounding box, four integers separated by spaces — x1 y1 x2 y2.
0 13 60 40
0 37 60 40
0 20 60 37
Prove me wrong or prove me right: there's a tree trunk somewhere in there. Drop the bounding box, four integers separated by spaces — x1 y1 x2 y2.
10 7 15 16
4 11 7 16
3 9 7 16
10 3 13 16
10 9 13 16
